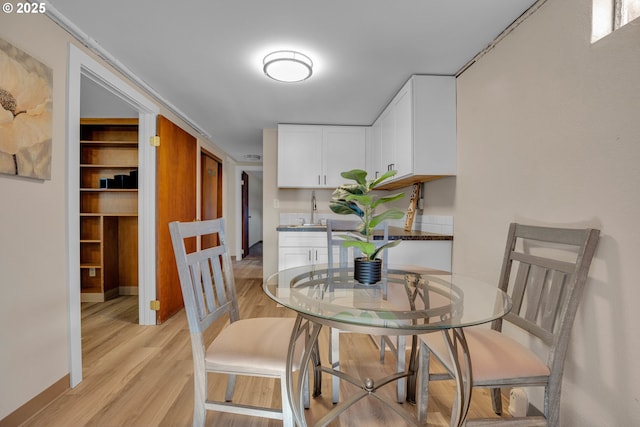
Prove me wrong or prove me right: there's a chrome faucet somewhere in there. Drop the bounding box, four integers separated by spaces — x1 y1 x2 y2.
311 190 317 225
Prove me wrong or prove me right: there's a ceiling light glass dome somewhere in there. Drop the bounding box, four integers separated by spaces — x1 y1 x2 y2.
263 50 313 83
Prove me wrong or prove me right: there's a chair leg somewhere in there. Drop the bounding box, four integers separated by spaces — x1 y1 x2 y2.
224 374 237 402
490 388 502 415
546 381 561 427
396 335 406 403
311 340 322 398
193 365 207 427
416 339 431 424
330 328 340 404
280 372 295 427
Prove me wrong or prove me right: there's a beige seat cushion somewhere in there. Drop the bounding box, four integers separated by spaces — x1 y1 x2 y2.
421 327 550 383
205 317 303 376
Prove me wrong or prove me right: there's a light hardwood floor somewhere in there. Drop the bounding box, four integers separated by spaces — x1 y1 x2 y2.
20 252 509 427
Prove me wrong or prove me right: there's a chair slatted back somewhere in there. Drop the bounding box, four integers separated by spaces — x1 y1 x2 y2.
494 223 600 353
326 219 390 268
169 219 240 336
327 219 363 268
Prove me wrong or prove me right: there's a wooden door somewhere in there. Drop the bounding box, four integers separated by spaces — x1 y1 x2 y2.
156 115 196 324
241 171 249 258
201 150 222 249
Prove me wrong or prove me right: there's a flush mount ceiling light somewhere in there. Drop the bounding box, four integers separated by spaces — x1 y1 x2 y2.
263 50 313 82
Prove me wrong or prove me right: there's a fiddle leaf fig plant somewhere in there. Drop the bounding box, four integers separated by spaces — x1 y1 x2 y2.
329 169 405 261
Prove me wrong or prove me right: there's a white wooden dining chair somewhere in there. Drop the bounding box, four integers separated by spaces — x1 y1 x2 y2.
417 223 600 427
326 219 408 403
169 218 317 427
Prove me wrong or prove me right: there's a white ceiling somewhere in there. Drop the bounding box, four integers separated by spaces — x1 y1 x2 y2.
48 0 538 163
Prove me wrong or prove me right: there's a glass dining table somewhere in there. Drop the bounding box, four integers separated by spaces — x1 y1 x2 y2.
264 265 512 427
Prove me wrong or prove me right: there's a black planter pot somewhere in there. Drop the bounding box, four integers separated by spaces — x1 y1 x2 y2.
354 257 382 285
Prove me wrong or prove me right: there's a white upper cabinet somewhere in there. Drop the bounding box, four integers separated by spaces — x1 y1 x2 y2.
277 125 323 187
369 118 383 180
322 126 367 187
278 75 455 189
372 75 457 189
278 124 366 188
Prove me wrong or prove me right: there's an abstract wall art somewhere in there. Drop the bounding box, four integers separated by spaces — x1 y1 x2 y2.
0 38 52 180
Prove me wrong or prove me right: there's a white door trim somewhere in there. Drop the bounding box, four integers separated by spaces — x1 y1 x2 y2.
236 165 263 259
67 44 159 387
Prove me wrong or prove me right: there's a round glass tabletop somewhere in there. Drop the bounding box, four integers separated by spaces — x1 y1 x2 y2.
264 265 512 333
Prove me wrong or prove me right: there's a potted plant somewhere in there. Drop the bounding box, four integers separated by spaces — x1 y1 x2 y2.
329 169 405 284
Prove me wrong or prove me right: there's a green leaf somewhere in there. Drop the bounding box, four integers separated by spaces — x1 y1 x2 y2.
335 183 365 196
343 240 376 258
345 193 373 207
371 169 397 188
329 199 363 217
340 169 368 186
371 192 405 209
369 209 405 229
370 240 401 260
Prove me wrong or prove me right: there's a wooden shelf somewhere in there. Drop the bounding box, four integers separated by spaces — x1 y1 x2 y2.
81 164 138 168
80 140 138 146
79 119 139 302
80 188 139 192
81 212 138 217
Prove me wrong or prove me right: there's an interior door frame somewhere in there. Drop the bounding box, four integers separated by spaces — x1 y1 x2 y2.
201 149 223 222
241 171 249 258
235 165 262 259
67 44 159 387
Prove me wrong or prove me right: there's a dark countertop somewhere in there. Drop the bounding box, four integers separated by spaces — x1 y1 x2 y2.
277 225 452 241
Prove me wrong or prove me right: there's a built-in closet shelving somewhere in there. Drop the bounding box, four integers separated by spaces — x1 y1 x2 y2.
79 118 139 302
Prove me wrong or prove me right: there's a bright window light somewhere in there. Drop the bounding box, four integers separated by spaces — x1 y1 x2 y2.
592 0 640 42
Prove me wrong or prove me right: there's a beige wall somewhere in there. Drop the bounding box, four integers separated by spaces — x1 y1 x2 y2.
0 13 231 421
263 129 279 277
0 13 72 420
452 0 639 425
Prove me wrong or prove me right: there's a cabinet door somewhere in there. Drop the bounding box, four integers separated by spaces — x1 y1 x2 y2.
379 106 395 173
369 120 383 179
412 75 457 175
314 247 330 266
279 247 314 270
277 125 323 187
393 83 413 179
322 126 366 187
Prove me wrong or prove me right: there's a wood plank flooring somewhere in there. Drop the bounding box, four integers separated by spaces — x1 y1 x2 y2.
20 252 509 426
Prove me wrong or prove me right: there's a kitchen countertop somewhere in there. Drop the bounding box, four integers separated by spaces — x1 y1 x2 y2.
276 225 452 241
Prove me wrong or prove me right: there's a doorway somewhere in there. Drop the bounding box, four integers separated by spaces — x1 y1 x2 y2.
240 169 263 259
67 45 159 387
201 150 223 249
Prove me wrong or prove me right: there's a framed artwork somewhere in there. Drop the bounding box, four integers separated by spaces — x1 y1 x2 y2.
0 38 52 180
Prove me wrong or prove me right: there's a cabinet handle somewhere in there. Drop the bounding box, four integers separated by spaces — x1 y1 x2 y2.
324 175 327 185
318 175 321 185
308 249 311 261
315 250 318 261
388 163 394 171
